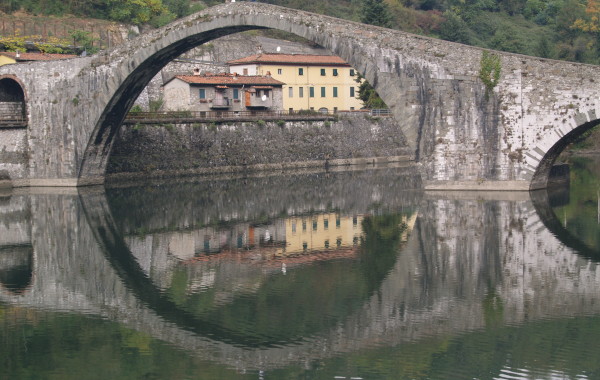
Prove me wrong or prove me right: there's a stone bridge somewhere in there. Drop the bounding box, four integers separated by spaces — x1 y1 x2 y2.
1 2 599 190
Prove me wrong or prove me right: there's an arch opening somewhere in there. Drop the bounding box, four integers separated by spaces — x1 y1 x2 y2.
0 77 27 128
530 119 600 190
79 20 392 183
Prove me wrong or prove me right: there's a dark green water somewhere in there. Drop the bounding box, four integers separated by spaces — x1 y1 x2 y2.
1 165 600 379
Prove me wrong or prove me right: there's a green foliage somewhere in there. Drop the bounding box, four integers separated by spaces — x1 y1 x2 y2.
130 104 143 113
360 0 392 27
355 74 388 109
149 98 164 112
69 30 99 54
439 11 472 44
479 50 501 98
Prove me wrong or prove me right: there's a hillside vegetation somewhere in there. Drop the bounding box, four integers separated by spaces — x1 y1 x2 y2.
2 0 600 64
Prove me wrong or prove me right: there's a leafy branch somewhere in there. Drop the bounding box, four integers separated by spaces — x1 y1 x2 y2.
479 50 501 99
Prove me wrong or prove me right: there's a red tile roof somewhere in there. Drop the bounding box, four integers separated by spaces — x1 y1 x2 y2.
171 73 285 86
227 53 351 67
0 52 77 62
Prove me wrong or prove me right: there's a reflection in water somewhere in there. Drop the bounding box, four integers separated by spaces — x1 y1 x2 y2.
0 167 600 379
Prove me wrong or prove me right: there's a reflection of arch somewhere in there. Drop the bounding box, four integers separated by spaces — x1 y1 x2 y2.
0 75 27 127
0 244 34 294
79 189 399 348
530 188 600 261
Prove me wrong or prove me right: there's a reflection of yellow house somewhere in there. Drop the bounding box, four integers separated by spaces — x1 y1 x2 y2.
280 213 363 255
227 53 364 113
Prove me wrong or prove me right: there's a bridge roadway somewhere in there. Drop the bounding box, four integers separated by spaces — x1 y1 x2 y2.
2 2 600 190
0 182 599 370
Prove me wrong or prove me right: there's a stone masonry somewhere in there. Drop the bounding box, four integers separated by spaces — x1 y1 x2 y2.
1 2 600 189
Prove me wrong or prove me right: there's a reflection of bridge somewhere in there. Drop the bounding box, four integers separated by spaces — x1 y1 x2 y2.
3 2 600 189
1 179 600 370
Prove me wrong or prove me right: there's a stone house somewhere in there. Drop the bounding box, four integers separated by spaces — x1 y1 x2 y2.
162 72 285 112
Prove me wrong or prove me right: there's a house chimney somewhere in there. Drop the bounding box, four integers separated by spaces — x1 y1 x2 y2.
257 45 263 54
266 71 271 77
15 50 20 58
193 68 201 76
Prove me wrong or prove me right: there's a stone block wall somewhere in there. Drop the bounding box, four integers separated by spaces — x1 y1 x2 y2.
106 114 411 179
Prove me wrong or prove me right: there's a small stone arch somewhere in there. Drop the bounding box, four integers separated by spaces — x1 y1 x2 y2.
530 116 600 190
0 75 27 128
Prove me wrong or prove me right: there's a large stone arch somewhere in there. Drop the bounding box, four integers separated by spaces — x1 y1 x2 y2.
76 2 428 183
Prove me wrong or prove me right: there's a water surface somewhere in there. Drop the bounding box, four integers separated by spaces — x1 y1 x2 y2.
1 165 599 379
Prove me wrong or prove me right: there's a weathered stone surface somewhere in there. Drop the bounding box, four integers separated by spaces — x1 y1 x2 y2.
106 114 410 178
1 2 600 189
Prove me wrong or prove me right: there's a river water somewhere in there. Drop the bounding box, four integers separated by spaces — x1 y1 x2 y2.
1 159 600 379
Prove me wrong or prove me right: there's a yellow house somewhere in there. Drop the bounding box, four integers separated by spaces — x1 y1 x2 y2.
227 53 363 113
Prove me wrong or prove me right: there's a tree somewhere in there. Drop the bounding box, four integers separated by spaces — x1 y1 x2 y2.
360 0 392 28
355 74 388 109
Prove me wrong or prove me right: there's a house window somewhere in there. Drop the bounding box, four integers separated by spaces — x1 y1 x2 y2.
334 107 338 113
350 69 355 76
278 68 282 75
243 68 248 75
333 87 338 97
324 219 329 230
199 89 206 99
320 68 326 76
313 220 318 231
299 87 304 98
321 87 326 97
299 68 304 75
309 87 315 98
233 89 239 100
350 87 355 97
333 69 338 76
289 87 293 98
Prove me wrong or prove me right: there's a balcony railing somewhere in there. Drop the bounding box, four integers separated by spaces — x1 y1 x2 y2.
247 96 272 108
124 109 337 124
210 97 231 109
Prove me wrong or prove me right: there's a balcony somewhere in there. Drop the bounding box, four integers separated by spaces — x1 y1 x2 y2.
210 97 231 109
246 95 272 109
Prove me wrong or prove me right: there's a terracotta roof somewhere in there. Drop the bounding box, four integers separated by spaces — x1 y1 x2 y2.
172 73 285 86
0 52 77 62
227 53 351 67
